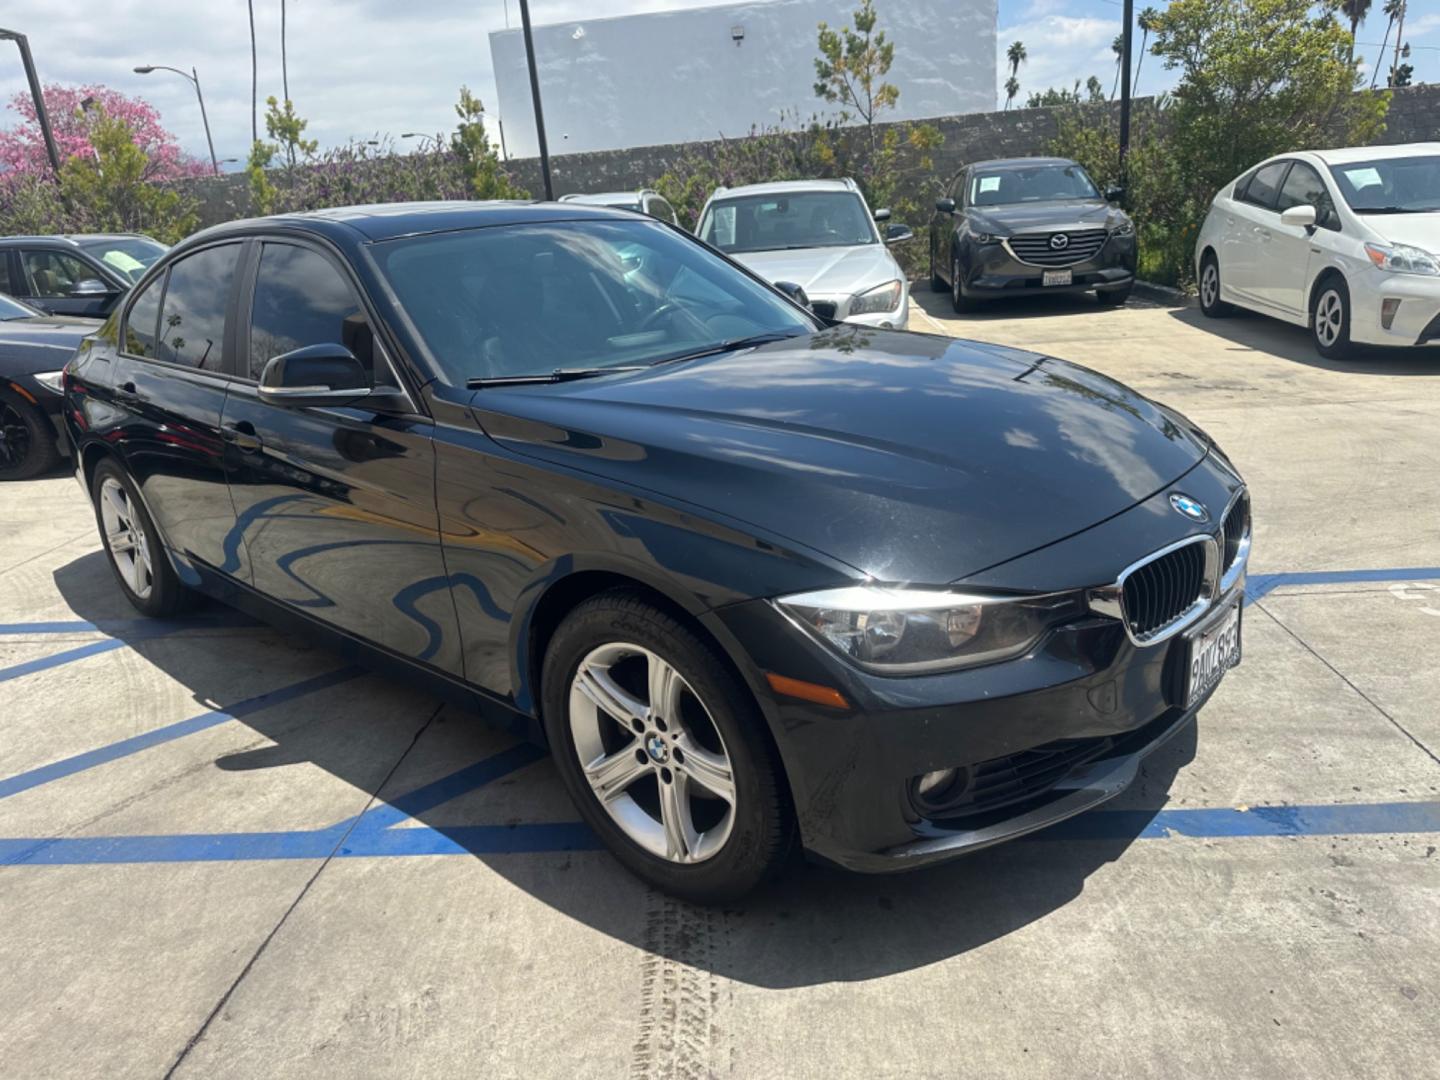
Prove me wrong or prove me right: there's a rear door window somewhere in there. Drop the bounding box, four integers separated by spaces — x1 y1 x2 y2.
1239 162 1290 211
157 243 242 371
247 243 375 382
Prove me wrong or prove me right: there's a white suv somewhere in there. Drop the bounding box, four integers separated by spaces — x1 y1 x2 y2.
696 179 914 329
1195 143 1440 359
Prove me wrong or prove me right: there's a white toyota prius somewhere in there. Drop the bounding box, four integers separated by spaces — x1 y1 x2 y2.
1195 142 1440 359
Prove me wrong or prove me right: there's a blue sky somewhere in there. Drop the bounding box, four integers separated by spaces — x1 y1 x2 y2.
0 0 1434 165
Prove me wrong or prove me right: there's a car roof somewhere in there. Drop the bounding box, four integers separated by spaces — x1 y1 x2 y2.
967 156 1078 171
184 200 646 244
1308 142 1440 165
0 233 154 246
710 178 860 200
557 192 650 205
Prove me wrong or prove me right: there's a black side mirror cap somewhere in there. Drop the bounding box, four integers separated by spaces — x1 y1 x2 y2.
257 343 373 407
935 197 957 214
774 280 810 309
1105 186 1125 203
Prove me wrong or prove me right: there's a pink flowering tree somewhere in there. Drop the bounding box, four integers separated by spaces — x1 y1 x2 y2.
0 83 209 180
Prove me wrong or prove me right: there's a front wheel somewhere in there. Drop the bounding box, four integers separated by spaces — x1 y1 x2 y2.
929 240 946 292
542 591 793 903
90 458 196 617
1312 279 1354 360
0 391 60 481
950 257 978 313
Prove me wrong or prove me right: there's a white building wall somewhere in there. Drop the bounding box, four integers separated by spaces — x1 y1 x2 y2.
490 0 996 158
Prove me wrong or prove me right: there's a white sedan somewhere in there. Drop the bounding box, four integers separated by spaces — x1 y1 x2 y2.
1195 142 1440 359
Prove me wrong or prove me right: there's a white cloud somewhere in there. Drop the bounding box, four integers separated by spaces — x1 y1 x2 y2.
995 12 1179 108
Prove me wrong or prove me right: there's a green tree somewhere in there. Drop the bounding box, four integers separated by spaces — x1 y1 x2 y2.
451 86 526 200
1026 78 1107 108
58 109 198 243
1004 75 1021 110
1341 0 1371 60
265 96 317 168
814 0 898 170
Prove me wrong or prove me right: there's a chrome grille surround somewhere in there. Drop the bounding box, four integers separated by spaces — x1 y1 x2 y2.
1218 488 1252 595
1004 228 1109 268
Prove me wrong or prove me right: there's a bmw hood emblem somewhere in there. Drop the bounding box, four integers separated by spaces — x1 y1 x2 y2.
1169 493 1209 522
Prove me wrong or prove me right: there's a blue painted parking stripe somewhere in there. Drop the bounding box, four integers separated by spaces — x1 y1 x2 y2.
0 638 128 683
3 799 1436 866
1246 566 1440 605
0 668 360 801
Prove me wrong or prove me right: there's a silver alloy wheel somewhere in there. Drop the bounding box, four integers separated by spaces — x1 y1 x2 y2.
1201 262 1219 309
568 642 736 864
99 477 153 600
1315 289 1344 347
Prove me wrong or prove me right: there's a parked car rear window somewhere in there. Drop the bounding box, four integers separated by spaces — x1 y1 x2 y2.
78 237 166 284
1328 155 1440 213
700 191 877 253
157 244 241 371
123 274 164 357
968 164 1099 206
1239 161 1289 210
372 219 811 384
248 244 374 381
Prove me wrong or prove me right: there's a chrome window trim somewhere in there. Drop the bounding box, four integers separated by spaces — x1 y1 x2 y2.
1087 533 1222 647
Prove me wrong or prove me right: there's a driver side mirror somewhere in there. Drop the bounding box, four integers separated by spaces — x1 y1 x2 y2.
257 343 373 408
68 278 117 298
884 223 915 245
873 208 892 222
935 197 957 214
773 280 810 309
1104 186 1125 203
1280 204 1318 229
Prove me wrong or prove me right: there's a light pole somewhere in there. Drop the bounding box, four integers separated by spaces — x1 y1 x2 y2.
517 0 554 200
1118 0 1133 195
401 133 439 152
0 28 61 178
134 64 219 176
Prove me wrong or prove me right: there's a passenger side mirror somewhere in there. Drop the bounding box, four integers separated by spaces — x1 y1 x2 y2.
773 280 810 309
873 208 892 222
935 197 957 214
257 343 373 407
884 223 915 245
1280 204 1317 229
1104 186 1125 203
68 278 116 298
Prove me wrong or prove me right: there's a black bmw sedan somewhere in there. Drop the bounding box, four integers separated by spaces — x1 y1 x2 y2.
931 157 1138 312
63 201 1247 901
1 293 92 479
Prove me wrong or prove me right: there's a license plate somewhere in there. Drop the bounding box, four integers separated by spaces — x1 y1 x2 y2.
1043 269 1072 287
1184 599 1242 709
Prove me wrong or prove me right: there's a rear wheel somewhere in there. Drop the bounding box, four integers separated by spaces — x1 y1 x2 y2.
0 391 60 481
1312 279 1353 361
90 458 196 617
1198 254 1231 318
541 591 792 903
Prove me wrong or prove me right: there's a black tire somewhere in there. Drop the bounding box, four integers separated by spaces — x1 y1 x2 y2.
1198 253 1232 318
0 391 61 481
1097 284 1133 307
929 240 946 292
1311 277 1354 361
90 457 196 617
541 590 793 903
950 257 978 313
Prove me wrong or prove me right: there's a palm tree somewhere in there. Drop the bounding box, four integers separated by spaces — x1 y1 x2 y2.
1134 8 1160 95
1390 0 1407 87
1004 75 1020 110
1111 33 1124 100
1341 0 1371 61
1006 40 1027 79
1371 0 1403 88
248 0 258 144
281 0 289 105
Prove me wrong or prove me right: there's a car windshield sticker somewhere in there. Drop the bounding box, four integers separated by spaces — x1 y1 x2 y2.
977 176 1001 194
1340 166 1382 189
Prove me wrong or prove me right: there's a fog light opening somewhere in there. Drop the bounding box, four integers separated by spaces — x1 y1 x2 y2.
910 766 972 814
917 769 956 797
1381 298 1401 331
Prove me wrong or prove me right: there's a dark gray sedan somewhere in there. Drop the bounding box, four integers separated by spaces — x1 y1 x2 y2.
0 234 166 319
0 293 91 479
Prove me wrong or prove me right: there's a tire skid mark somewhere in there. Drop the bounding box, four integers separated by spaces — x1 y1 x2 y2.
630 890 732 1080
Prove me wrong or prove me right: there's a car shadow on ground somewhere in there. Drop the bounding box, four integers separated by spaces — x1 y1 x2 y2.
51 549 1196 989
1163 306 1439 374
910 287 1164 325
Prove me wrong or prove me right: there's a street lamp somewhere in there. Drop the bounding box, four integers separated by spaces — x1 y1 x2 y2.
0 28 61 177
134 63 219 176
401 132 439 152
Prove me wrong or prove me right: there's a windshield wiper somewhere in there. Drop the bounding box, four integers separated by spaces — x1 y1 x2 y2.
1353 205 1433 214
647 330 807 368
466 366 647 388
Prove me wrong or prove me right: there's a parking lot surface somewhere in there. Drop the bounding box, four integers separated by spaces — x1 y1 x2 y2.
3 292 1438 1079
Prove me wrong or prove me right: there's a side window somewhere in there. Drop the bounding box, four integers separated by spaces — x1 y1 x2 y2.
22 250 94 298
123 273 165 358
646 197 678 225
1276 162 1340 231
1239 162 1289 211
158 243 242 371
0 253 15 295
248 243 374 382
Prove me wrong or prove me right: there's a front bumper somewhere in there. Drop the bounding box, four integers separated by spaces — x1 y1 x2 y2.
961 233 1136 299
1346 269 1440 347
807 286 910 330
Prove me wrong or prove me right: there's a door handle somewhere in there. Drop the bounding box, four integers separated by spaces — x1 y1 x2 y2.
223 421 263 452
114 380 142 404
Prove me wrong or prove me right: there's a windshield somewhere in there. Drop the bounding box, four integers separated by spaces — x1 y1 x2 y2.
372 219 814 385
1328 155 1440 213
78 237 167 283
0 294 41 320
968 165 1100 206
699 191 877 253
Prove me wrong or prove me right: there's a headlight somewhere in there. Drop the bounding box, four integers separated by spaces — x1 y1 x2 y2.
849 280 902 315
774 585 1084 673
1111 219 1135 237
1364 242 1440 276
32 370 65 395
969 231 1000 245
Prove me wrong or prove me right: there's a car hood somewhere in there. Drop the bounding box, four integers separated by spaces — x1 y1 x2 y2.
470 327 1209 586
730 244 900 297
968 199 1123 235
0 316 93 375
1363 212 1440 252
